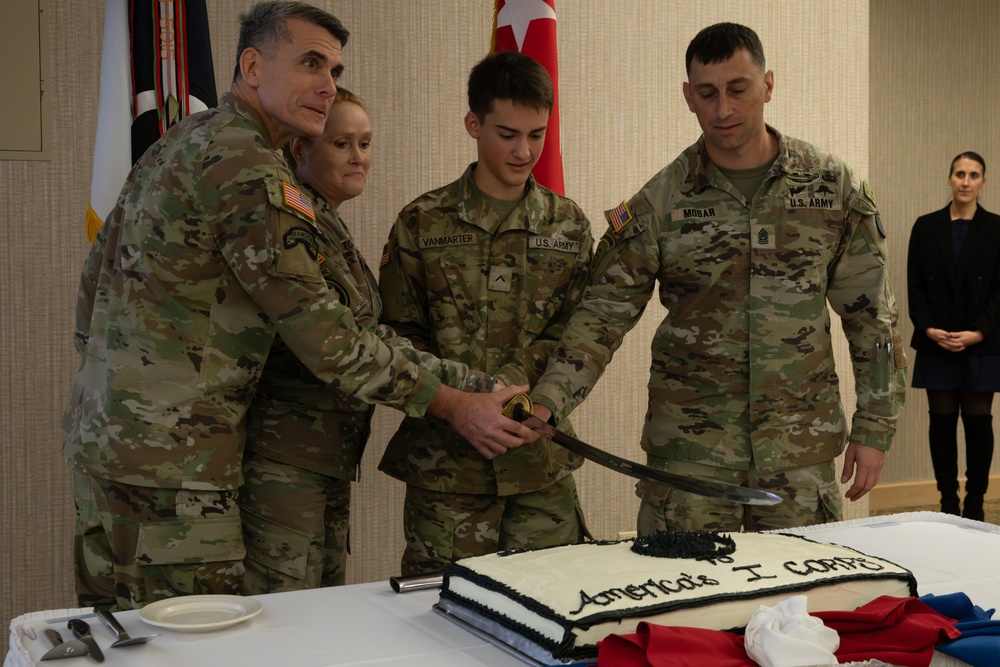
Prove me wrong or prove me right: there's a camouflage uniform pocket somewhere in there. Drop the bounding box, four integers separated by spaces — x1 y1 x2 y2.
817 480 844 524
634 479 672 507
521 255 571 335
135 515 245 564
240 509 311 580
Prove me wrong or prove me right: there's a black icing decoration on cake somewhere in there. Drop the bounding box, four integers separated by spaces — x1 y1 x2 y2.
630 530 736 560
440 532 919 663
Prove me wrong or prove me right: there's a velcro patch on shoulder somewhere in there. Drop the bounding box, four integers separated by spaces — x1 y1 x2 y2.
282 181 316 221
380 241 390 268
862 180 879 210
605 196 649 240
607 201 634 232
851 180 879 217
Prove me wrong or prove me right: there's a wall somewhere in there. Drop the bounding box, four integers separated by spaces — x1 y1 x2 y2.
2 0 881 655
870 0 1000 489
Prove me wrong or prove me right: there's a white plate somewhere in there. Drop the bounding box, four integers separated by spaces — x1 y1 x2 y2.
139 595 263 633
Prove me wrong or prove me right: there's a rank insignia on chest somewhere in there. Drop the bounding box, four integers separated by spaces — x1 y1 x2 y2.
282 182 316 221
608 201 633 232
752 225 776 250
489 266 513 293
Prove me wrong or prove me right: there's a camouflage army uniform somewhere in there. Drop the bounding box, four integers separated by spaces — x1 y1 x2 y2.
239 190 377 594
378 164 593 574
65 94 487 609
531 128 907 532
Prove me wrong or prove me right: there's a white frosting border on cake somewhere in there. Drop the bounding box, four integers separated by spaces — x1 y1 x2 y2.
440 532 916 661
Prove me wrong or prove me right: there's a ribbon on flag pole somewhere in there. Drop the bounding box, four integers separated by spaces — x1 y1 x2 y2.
86 0 217 243
490 0 565 195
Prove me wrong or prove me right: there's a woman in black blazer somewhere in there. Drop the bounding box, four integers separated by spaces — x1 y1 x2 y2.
908 151 1000 521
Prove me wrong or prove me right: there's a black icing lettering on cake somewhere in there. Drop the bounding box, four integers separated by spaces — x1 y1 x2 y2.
731 563 778 582
784 556 886 576
570 573 719 615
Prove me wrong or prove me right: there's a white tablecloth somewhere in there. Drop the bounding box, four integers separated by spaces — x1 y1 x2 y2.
6 512 995 667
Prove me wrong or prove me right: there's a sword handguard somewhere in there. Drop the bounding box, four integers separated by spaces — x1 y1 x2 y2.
502 393 533 422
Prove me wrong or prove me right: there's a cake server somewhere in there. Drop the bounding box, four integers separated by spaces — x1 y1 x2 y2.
67 619 104 662
502 394 782 506
40 629 90 661
96 609 159 647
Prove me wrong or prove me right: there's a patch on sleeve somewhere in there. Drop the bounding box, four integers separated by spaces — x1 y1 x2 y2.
282 182 316 221
607 201 633 232
283 227 319 259
380 241 390 268
862 180 879 210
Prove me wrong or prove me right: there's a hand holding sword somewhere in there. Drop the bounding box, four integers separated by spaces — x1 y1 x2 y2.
428 384 540 459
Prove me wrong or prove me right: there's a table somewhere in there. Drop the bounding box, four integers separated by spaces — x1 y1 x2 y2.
6 512 996 667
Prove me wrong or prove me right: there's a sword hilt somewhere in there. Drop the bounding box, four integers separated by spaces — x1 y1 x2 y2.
502 393 533 422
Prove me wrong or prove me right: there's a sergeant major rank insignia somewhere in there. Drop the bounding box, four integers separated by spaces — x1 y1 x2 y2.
752 225 776 250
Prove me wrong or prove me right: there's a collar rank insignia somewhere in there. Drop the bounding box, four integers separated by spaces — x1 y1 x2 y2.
282 182 316 221
608 201 633 232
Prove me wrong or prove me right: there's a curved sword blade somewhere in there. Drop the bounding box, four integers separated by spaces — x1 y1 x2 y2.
503 394 781 506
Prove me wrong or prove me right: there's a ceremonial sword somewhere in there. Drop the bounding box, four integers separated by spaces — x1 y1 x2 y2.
501 393 781 506
387 394 783 594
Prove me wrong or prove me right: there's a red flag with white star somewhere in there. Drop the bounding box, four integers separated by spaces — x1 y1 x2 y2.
491 0 564 195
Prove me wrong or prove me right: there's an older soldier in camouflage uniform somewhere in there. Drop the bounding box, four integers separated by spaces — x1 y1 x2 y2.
530 23 907 533
65 2 533 611
378 52 594 576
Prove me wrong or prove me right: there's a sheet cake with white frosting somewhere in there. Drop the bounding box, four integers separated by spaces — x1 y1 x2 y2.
437 531 917 664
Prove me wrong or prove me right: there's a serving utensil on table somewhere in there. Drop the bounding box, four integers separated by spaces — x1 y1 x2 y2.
97 609 160 647
390 573 444 593
67 619 104 662
40 629 90 661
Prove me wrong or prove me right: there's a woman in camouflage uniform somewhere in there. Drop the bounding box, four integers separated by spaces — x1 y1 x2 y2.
239 89 381 591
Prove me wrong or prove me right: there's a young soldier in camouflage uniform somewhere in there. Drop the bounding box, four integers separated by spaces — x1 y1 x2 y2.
64 2 533 611
378 52 594 575
529 23 907 533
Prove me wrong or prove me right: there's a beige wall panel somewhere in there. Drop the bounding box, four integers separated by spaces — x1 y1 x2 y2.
2 1 874 652
871 0 1000 489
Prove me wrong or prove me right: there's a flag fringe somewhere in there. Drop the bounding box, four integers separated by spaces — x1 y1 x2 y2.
86 204 104 243
490 0 501 52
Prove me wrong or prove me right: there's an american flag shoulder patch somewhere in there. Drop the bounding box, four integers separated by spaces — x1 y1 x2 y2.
379 241 390 268
282 182 316 221
608 201 633 232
